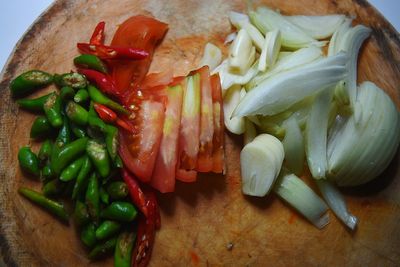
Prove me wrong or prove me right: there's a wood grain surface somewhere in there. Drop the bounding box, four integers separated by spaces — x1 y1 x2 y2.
1 0 400 266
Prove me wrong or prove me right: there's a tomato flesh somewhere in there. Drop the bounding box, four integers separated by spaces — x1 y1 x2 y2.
196 66 214 172
176 74 201 182
119 100 165 182
210 74 225 173
151 84 184 192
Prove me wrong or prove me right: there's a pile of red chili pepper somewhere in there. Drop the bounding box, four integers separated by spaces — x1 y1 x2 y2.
13 14 224 267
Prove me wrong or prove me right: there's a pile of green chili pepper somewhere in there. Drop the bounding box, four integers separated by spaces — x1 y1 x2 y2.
12 53 139 265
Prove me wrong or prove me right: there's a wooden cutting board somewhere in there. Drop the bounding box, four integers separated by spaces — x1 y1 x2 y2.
1 0 399 266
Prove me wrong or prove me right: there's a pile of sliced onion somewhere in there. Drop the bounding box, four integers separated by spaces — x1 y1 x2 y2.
209 4 400 230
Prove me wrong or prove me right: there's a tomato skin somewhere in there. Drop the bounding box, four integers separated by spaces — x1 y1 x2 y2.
151 84 184 193
110 16 168 95
210 74 225 173
119 100 165 182
196 66 214 173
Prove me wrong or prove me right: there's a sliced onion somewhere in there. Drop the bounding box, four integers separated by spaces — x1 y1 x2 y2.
305 88 334 179
258 30 281 72
234 52 348 117
282 116 305 176
199 43 222 71
286 14 346 39
250 7 326 49
223 86 246 135
327 82 400 186
244 119 257 145
247 46 322 90
274 172 330 229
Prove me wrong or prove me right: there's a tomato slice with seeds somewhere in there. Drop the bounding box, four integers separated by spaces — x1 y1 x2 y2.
210 74 225 173
110 15 168 96
119 99 165 182
151 84 184 193
196 66 214 172
176 74 201 182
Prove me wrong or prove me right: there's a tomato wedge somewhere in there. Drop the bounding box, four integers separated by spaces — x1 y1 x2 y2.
196 66 214 172
210 74 225 173
176 74 201 182
151 84 184 193
119 100 165 182
110 15 168 96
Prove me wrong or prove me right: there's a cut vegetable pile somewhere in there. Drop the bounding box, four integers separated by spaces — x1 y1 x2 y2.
10 3 400 266
211 5 400 230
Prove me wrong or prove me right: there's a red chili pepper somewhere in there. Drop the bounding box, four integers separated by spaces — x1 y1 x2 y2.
131 189 159 267
78 68 121 98
122 168 149 217
145 190 161 230
114 118 134 134
93 103 117 123
77 43 149 60
90 21 105 45
132 212 155 267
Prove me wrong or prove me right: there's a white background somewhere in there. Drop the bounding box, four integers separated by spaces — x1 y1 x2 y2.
0 0 399 71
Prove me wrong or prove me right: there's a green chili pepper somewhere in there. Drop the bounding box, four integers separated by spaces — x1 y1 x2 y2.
59 156 85 182
100 186 110 204
86 173 100 222
105 125 118 161
74 54 108 74
87 85 128 115
88 237 117 260
100 202 137 222
41 163 55 182
114 155 123 169
60 86 75 101
66 101 88 126
74 88 89 104
38 139 53 164
18 147 40 177
18 187 69 222
51 137 88 175
73 200 90 227
55 115 73 147
10 70 53 98
44 92 63 128
114 231 136 267
70 122 87 138
72 155 92 200
88 102 107 133
30 116 54 139
81 223 97 247
56 72 87 89
42 179 65 197
16 93 52 112
86 139 110 178
95 220 121 240
107 182 128 200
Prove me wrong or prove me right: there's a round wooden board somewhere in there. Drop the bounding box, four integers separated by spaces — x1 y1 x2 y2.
1 0 400 266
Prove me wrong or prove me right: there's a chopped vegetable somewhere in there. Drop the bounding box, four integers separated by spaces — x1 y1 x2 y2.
240 134 284 197
233 52 348 117
274 173 329 229
285 14 346 39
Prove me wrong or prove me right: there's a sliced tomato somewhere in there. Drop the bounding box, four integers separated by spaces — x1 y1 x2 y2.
110 15 168 95
210 74 225 173
176 74 201 182
141 69 174 90
196 66 214 172
176 169 197 182
119 100 165 182
151 84 184 193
